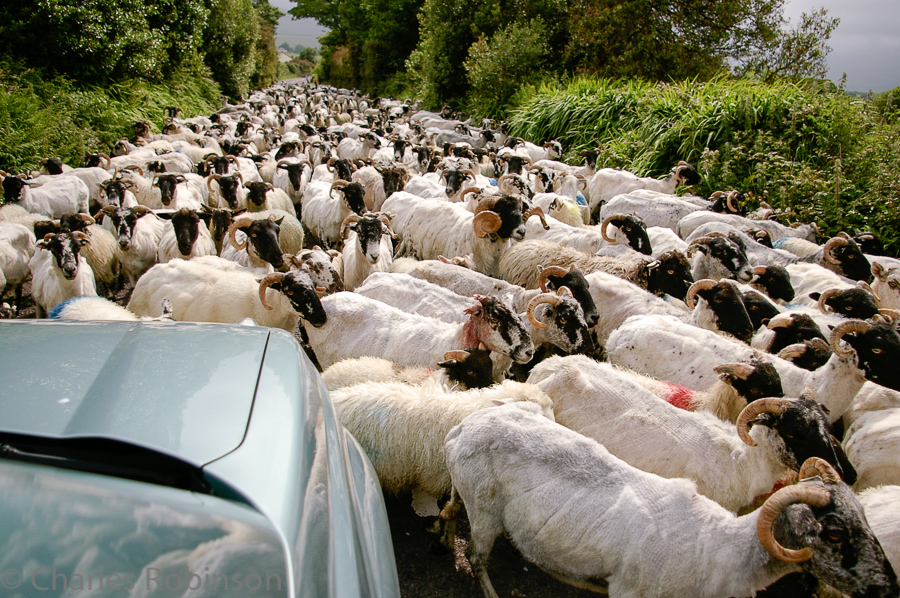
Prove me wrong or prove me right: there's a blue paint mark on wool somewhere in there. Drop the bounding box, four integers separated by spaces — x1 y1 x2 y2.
48 297 79 319
772 237 790 250
488 179 498 186
576 192 587 206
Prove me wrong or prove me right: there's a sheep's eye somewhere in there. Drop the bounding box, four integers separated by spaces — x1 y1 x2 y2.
667 269 674 275
846 306 853 310
826 529 844 542
871 348 883 355
251 233 257 237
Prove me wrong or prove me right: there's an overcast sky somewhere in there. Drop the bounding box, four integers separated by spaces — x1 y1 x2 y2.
271 0 900 93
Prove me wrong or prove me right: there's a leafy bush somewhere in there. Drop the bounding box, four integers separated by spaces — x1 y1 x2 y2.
0 64 219 173
509 76 900 255
465 19 550 118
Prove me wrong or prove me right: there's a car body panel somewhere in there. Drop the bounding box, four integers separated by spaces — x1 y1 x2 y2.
0 320 267 465
0 320 401 598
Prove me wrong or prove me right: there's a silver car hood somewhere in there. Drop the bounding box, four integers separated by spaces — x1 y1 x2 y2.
0 320 268 465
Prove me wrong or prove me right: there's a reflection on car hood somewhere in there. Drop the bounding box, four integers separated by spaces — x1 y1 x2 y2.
0 320 270 465
0 459 288 597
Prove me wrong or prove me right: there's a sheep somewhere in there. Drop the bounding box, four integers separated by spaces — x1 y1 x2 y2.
29 231 97 318
441 404 896 598
676 209 819 243
49 296 174 321
774 234 873 283
383 191 546 278
527 355 855 510
843 408 900 491
2 174 90 218
220 214 289 275
587 161 701 218
51 213 121 297
329 379 553 516
871 261 900 311
0 221 35 309
146 173 204 211
354 271 592 374
100 205 167 286
0 203 52 230
497 239 695 302
321 348 495 392
336 131 381 161
156 208 217 263
239 208 304 255
598 189 708 230
685 231 754 283
287 246 344 294
300 179 366 249
206 172 248 211
241 181 296 217
127 256 326 331
302 291 534 371
337 213 395 291
604 314 900 421
859 485 900 574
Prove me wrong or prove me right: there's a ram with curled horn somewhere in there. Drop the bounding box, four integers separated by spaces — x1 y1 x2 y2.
225 213 288 272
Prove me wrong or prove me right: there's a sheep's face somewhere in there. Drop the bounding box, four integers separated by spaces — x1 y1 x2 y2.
814 288 880 320
647 251 694 300
215 175 242 209
2 176 26 203
245 182 270 207
843 323 900 391
274 270 327 327
542 270 599 329
171 209 201 256
534 295 592 354
491 196 527 241
752 395 856 484
777 483 898 598
751 264 795 303
693 233 753 283
246 217 285 270
720 358 783 404
99 179 130 208
609 215 651 255
767 313 827 355
106 207 150 250
694 281 755 343
294 248 343 293
278 162 306 191
442 169 471 198
154 174 185 206
42 232 87 280
831 240 873 283
742 290 780 331
347 216 390 264
437 348 494 390
464 296 533 364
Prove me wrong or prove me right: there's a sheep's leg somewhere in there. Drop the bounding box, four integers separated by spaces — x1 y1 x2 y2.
435 487 463 552
464 505 502 598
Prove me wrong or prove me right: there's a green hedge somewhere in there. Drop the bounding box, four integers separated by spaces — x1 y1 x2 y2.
0 66 220 173
509 77 900 255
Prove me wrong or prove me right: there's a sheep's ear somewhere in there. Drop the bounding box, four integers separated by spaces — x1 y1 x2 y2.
492 398 510 407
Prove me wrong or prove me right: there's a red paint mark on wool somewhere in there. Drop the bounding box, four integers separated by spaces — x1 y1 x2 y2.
663 381 696 411
459 317 481 350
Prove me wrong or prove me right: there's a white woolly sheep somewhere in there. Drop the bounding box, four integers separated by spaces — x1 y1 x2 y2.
29 232 97 318
441 404 894 598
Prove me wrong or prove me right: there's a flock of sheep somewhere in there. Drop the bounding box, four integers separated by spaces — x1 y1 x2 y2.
1 79 900 598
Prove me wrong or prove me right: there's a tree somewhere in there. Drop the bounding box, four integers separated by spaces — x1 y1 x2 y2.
733 8 839 82
202 0 260 99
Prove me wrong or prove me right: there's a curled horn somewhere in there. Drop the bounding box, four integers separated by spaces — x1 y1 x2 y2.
879 308 900 321
460 187 482 203
798 456 843 484
778 343 809 360
817 288 841 314
713 362 756 380
753 265 768 276
829 319 872 358
377 214 397 238
78 213 96 226
575 173 587 190
736 398 792 447
329 179 348 198
340 213 361 238
685 234 721 255
766 313 795 329
600 214 629 243
123 165 144 176
461 169 476 181
757 483 831 563
207 173 222 192
132 205 151 216
684 279 717 310
496 174 519 195
258 273 286 310
227 216 255 250
823 236 848 265
326 157 336 172
442 350 470 362
523 205 549 230
472 211 502 238
727 191 740 213
538 265 569 292
526 293 563 329
98 153 111 169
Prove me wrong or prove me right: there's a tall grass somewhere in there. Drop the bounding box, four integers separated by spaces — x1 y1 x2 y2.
0 65 220 172
508 77 900 255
